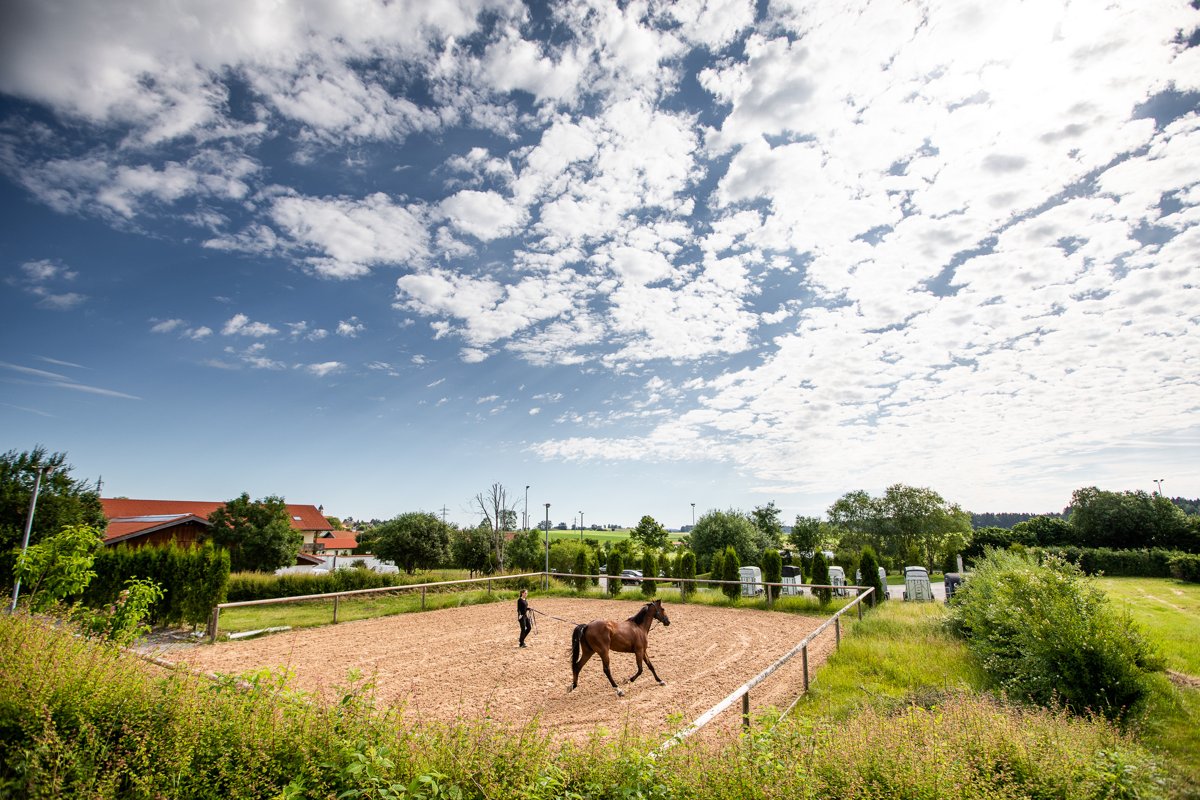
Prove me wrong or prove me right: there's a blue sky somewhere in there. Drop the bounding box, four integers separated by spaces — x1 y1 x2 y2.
1 0 1198 531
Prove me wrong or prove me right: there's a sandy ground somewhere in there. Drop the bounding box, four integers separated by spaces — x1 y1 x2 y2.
173 597 839 742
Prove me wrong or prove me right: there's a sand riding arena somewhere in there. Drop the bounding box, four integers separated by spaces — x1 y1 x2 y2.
176 597 839 742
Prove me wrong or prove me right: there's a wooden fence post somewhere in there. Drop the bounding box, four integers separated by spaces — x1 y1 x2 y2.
801 644 809 692
835 616 841 647
742 693 750 730
208 606 220 644
421 586 426 610
333 595 339 624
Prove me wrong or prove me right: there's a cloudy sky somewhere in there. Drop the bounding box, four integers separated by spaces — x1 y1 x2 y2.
1 0 1197 530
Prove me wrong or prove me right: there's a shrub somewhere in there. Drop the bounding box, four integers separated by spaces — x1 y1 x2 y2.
641 551 657 596
720 545 740 601
13 524 103 612
606 551 624 597
761 548 782 602
1168 553 1200 583
857 546 884 607
811 551 832 607
572 550 589 592
1034 546 1177 578
948 549 1162 723
679 550 696 599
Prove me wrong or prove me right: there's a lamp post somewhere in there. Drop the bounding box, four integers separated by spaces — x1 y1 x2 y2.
10 464 54 614
524 485 530 531
579 511 584 542
1153 478 1165 497
691 502 695 528
544 502 551 590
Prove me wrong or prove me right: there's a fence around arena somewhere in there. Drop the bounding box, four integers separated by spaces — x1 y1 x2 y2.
208 571 544 642
658 584 875 751
209 569 873 647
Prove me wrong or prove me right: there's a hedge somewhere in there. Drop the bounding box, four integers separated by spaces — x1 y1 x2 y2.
1034 547 1178 578
84 542 229 627
1169 553 1200 583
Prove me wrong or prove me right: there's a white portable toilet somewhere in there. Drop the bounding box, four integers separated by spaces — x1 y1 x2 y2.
828 566 846 597
738 565 764 596
903 566 933 601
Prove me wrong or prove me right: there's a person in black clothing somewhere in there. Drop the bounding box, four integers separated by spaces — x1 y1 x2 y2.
517 589 532 647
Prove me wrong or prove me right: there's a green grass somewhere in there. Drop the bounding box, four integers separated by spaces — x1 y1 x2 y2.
798 599 986 718
1095 576 1200 675
0 611 1168 800
1094 577 1200 793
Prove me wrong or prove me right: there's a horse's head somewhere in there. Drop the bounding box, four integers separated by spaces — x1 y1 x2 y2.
652 599 670 627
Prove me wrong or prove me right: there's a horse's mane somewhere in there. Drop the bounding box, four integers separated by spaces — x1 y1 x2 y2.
629 601 656 625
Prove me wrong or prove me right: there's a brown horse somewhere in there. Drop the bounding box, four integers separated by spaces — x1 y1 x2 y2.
570 599 670 696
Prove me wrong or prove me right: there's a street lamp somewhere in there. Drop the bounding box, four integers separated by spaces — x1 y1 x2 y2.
1153 478 1165 497
579 510 584 542
524 485 530 531
544 502 551 590
691 503 695 528
10 464 54 614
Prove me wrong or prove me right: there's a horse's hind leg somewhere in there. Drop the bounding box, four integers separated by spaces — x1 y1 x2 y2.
598 652 624 697
627 652 644 684
571 645 593 691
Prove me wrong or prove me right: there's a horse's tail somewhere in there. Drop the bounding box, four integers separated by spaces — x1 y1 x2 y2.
571 623 586 667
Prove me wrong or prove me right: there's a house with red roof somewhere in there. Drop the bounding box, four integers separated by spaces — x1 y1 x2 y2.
100 498 333 551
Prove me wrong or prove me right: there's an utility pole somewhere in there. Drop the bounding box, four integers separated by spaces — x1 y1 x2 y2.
544 502 551 591
11 464 54 613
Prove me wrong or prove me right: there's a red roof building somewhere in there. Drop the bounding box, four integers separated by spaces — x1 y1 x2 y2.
100 498 333 550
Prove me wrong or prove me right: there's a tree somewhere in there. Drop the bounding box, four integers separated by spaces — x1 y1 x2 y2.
750 502 785 551
1069 487 1192 551
689 509 759 566
474 483 517 571
372 512 451 574
641 551 657 596
631 515 669 550
207 494 301 573
1012 515 1076 547
811 551 832 607
789 515 823 567
451 524 493 576
857 546 884 607
1 447 105 582
679 550 696 599
505 528 543 572
721 545 741 600
828 484 970 570
761 548 782 602
607 551 624 597
12 523 103 612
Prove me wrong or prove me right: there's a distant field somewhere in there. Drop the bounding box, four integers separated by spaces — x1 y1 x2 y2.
546 528 687 544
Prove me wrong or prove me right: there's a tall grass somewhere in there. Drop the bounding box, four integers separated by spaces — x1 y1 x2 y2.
0 608 1168 800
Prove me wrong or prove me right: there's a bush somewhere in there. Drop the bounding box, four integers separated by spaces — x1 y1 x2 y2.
811 551 832 607
606 551 624 597
572 550 589 592
641 551 657 596
679 550 696 599
1034 546 1177 578
720 546 740 601
857 546 884 608
761 548 782 602
948 549 1162 723
1169 553 1200 583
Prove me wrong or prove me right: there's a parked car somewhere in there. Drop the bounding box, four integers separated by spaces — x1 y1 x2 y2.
620 569 643 585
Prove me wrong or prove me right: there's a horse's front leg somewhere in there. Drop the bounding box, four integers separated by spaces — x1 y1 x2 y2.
644 654 666 686
599 652 624 697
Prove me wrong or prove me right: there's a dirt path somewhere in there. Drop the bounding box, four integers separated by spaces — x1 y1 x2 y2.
174 597 838 742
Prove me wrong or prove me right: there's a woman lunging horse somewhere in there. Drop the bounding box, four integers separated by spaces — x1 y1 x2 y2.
570 599 670 696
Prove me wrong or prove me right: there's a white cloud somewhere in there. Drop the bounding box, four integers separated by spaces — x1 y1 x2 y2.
337 317 366 337
304 361 343 377
150 319 184 334
439 190 525 241
222 313 277 337
270 192 430 278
